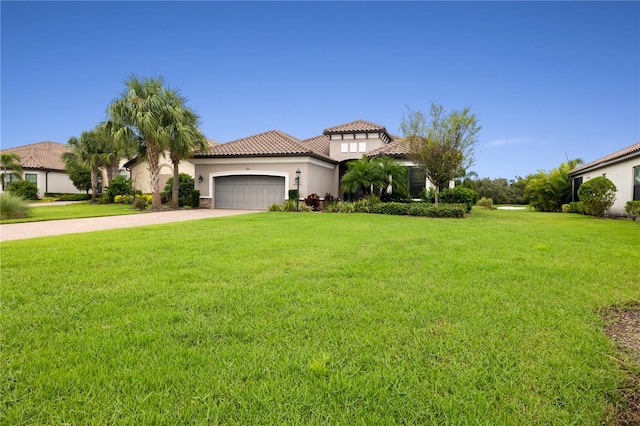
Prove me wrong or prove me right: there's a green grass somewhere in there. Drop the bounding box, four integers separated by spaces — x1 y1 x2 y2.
0 202 145 224
2 210 638 424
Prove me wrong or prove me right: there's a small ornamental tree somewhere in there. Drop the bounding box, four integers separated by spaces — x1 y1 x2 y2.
577 176 617 217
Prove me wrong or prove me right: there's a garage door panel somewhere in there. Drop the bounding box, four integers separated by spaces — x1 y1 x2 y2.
215 176 285 210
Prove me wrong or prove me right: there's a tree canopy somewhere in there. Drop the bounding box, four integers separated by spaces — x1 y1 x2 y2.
108 75 205 210
1 153 23 191
401 103 481 203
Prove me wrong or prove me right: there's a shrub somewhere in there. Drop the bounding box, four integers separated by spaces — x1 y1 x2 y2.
105 175 134 202
420 187 435 203
567 201 587 214
477 197 493 210
132 197 148 211
370 202 466 218
268 203 282 212
625 200 640 220
114 195 134 204
439 187 478 212
7 180 39 200
282 199 298 212
325 201 355 213
577 176 617 217
163 174 199 207
304 193 321 211
323 193 335 206
0 193 31 219
57 194 91 201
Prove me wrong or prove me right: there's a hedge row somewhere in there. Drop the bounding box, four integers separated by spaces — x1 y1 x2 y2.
369 202 466 218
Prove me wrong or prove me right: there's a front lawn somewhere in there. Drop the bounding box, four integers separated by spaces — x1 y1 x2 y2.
0 202 145 224
1 210 638 424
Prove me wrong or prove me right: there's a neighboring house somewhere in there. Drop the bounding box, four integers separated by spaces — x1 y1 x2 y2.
0 141 84 197
569 142 640 216
192 120 433 210
123 140 219 194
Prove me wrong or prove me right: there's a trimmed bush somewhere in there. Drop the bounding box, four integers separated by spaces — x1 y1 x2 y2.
57 194 91 201
0 193 31 219
625 200 640 220
439 187 478 212
163 174 199 207
105 175 134 203
370 202 466 218
477 197 493 210
114 195 134 204
567 201 587 214
577 176 617 217
420 187 435 203
7 180 39 200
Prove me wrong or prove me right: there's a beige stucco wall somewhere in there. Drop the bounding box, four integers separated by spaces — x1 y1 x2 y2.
127 152 196 193
191 157 337 206
329 133 386 162
23 170 83 197
572 155 640 214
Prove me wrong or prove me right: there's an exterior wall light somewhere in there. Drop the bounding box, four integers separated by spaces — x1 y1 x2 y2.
198 175 203 183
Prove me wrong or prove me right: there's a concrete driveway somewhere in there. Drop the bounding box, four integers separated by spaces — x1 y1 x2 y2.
0 209 257 242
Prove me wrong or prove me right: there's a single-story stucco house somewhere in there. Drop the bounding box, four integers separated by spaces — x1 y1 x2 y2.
0 141 85 197
569 142 640 216
191 120 432 210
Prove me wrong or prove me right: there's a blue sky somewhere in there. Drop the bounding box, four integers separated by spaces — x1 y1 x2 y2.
2 1 638 179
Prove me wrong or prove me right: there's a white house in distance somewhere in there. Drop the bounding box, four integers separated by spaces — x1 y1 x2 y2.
0 141 84 197
569 142 640 216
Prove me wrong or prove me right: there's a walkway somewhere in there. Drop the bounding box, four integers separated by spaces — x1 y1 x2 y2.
0 209 257 242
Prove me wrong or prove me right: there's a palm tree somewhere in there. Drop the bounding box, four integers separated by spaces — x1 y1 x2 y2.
62 131 105 202
164 98 207 208
96 121 135 186
374 156 408 197
1 153 23 191
340 156 385 199
109 75 202 210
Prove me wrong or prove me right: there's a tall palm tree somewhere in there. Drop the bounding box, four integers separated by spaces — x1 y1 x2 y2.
96 121 135 186
109 75 202 210
340 156 385 199
62 131 105 202
1 153 23 191
163 97 207 208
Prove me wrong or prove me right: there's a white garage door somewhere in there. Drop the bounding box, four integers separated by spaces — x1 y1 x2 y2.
215 175 285 210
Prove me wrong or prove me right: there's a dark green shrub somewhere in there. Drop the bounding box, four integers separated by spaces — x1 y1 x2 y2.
577 176 617 217
132 197 148 211
304 193 321 211
57 194 91 201
420 187 435 203
439 187 478 212
105 175 134 202
625 200 640 220
7 180 39 200
0 193 31 219
370 202 466 218
163 174 199 207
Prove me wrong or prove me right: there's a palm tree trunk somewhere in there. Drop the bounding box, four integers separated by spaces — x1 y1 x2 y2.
171 160 180 209
146 141 162 211
90 170 98 202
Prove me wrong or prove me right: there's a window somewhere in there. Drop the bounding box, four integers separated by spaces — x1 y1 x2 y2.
409 167 425 198
25 173 37 184
572 177 583 202
6 173 20 184
341 143 348 153
634 166 640 201
350 142 357 153
358 142 367 153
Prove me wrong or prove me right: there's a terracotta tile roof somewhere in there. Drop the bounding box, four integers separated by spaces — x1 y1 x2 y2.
0 141 70 171
366 137 410 158
570 142 640 174
194 130 336 163
301 134 330 157
323 119 388 135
